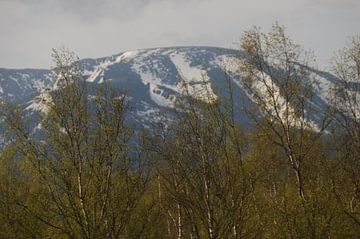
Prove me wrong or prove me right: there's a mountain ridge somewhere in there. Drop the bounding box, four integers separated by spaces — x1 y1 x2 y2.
0 46 339 140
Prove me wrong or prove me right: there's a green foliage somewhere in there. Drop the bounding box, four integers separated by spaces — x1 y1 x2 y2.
0 29 360 238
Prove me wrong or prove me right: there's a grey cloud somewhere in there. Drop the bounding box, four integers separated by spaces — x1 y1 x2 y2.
56 0 152 21
0 0 359 68
5 0 208 21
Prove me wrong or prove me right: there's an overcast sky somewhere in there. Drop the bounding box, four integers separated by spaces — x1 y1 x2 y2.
0 0 359 69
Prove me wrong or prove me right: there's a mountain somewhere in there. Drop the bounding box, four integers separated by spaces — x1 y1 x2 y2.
0 46 339 141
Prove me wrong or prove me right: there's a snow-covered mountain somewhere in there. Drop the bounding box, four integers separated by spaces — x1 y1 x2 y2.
0 46 339 138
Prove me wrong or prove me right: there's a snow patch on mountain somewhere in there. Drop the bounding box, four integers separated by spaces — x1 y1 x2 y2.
169 52 217 102
116 50 139 63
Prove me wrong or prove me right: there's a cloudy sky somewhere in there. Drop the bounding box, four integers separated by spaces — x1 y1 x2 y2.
0 0 359 69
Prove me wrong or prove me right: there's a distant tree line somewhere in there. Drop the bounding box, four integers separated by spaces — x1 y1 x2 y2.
0 23 359 238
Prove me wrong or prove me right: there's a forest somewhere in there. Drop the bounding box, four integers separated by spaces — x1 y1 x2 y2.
0 24 360 238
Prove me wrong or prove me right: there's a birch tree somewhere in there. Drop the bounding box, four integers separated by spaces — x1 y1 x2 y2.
0 48 150 238
238 23 332 238
330 36 360 233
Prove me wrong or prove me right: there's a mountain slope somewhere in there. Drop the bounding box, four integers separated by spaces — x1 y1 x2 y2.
0 46 339 139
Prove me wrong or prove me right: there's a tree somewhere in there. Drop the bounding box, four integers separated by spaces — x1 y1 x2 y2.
238 23 333 238
0 48 150 238
149 76 258 239
330 35 360 233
